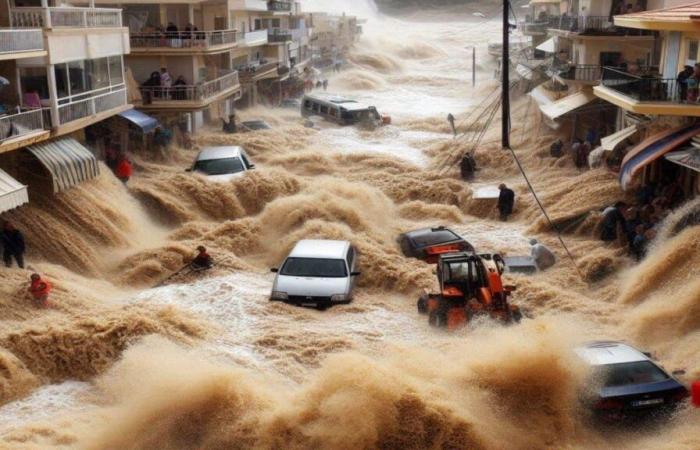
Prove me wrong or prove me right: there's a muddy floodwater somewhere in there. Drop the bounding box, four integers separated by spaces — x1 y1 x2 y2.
1 1 699 449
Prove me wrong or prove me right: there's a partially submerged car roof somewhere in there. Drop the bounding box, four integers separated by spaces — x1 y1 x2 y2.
242 120 271 130
575 341 648 366
198 146 243 161
289 239 350 260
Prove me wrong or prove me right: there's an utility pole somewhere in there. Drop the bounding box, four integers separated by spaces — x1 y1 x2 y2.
472 46 476 87
502 0 510 149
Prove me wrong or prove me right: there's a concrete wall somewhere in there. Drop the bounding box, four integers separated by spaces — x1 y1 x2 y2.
573 38 653 65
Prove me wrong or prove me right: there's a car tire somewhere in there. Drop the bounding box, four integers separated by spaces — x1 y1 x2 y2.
429 304 448 328
316 303 329 311
417 295 428 314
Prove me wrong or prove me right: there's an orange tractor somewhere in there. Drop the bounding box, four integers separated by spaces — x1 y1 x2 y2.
417 252 522 330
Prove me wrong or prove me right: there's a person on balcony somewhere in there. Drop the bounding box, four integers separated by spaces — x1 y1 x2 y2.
173 75 187 100
678 66 693 102
142 72 161 103
687 64 700 103
166 22 179 39
160 68 172 99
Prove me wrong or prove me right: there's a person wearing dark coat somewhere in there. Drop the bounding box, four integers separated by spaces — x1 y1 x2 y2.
1 221 25 268
600 202 627 242
497 183 515 221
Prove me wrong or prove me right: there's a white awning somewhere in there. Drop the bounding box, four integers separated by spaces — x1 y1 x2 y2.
539 90 596 121
0 168 28 214
536 37 556 53
27 138 100 193
665 147 700 173
601 125 638 152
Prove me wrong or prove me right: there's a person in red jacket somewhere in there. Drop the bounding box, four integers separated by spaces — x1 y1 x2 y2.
115 155 133 184
28 273 52 308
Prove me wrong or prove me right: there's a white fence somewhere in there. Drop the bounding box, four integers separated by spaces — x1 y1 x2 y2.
0 109 44 143
0 29 44 54
10 7 122 28
57 87 126 125
140 71 240 103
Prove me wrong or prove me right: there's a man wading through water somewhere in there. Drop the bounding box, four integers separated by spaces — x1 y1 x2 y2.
2 221 25 268
497 184 515 221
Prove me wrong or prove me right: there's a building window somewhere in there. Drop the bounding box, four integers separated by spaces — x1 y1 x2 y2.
688 40 699 66
87 57 110 90
108 56 124 85
18 67 49 101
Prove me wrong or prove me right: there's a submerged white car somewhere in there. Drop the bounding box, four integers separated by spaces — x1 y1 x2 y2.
188 146 255 182
270 239 360 309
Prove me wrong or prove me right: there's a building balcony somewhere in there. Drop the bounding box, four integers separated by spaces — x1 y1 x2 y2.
518 18 555 36
129 29 240 55
268 1 292 12
0 29 46 61
137 71 241 111
243 29 268 47
546 15 653 36
0 108 50 154
554 64 602 85
230 0 268 11
593 67 700 117
268 29 292 43
237 60 279 83
10 6 122 29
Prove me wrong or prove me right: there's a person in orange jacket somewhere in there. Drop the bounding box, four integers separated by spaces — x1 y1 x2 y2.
115 155 133 184
28 273 51 308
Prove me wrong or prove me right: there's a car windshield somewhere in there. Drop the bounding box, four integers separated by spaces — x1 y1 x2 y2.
280 257 348 278
194 157 245 176
600 361 670 387
412 230 460 248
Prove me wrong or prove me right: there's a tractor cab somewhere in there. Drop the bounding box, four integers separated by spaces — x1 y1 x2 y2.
418 252 521 330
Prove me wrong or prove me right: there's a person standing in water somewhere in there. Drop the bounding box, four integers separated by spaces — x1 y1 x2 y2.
447 113 457 137
497 184 515 221
1 221 25 268
28 273 51 308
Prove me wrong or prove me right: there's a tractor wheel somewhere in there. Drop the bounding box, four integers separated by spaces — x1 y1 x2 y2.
417 294 429 314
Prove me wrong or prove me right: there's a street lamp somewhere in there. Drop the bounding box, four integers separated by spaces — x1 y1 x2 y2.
464 46 476 87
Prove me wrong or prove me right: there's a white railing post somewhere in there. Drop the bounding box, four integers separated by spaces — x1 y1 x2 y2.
46 65 59 127
45 8 52 28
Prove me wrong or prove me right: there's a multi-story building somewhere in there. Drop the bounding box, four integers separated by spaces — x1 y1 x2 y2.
310 12 360 70
592 1 700 197
0 0 131 213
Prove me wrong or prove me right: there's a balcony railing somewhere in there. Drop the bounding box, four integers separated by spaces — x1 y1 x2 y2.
600 67 683 103
244 29 268 45
556 64 602 82
268 28 292 42
0 29 44 54
268 0 292 12
547 15 651 34
10 7 122 28
140 71 240 104
57 87 127 125
0 109 44 144
519 16 557 34
130 29 240 50
237 60 279 82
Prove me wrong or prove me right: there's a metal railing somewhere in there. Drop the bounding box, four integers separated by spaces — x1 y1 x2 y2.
268 28 292 42
557 64 602 82
0 109 44 143
140 71 239 103
10 7 122 28
600 67 684 103
0 29 44 54
238 61 279 82
57 87 126 125
268 0 292 12
130 29 240 49
244 29 268 45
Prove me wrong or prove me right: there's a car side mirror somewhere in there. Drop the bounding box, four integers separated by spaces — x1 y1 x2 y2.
672 369 686 377
270 268 278 273
642 351 653 358
249 164 256 169
185 168 192 172
351 271 361 276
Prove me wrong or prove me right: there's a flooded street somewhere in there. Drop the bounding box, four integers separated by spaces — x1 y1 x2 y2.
1 1 699 449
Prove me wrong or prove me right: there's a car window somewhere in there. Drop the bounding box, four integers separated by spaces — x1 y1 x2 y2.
193 157 245 176
347 247 355 269
280 257 348 278
600 361 669 387
304 100 311 109
412 230 460 248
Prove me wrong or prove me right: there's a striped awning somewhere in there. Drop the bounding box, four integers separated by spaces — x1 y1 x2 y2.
620 123 700 191
0 168 28 214
27 138 99 193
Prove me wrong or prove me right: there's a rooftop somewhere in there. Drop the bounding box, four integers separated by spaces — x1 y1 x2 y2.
289 240 349 259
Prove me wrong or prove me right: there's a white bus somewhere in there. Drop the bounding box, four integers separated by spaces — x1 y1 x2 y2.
301 93 390 127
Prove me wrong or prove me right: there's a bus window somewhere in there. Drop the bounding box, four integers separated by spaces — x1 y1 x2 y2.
313 103 320 113
329 108 337 117
304 100 312 109
320 105 329 114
